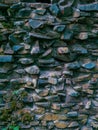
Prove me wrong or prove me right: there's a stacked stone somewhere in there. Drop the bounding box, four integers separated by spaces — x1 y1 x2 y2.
0 0 98 130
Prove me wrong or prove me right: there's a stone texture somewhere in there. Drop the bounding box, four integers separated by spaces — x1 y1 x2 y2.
0 0 98 130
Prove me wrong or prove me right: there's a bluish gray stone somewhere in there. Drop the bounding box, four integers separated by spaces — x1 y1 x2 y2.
82 62 96 69
78 2 98 11
12 45 23 52
67 111 78 118
0 55 13 62
29 19 45 29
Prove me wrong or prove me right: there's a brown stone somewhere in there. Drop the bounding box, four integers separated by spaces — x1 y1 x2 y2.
54 121 68 129
40 113 67 121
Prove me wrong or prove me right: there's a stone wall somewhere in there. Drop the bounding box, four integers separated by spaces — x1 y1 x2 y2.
0 1 98 130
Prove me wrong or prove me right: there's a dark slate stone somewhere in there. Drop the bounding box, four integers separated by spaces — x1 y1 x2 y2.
10 2 23 9
61 29 73 40
9 34 19 44
54 25 65 32
17 8 32 17
0 55 13 62
49 4 60 16
29 32 58 39
38 79 48 87
29 19 45 29
0 3 9 8
78 2 98 11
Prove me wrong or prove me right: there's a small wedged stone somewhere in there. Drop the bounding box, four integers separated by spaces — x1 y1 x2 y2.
4 43 14 54
45 95 60 102
61 29 73 40
31 41 40 55
54 25 65 32
35 88 49 97
85 100 91 109
32 106 45 114
25 65 40 75
32 93 43 102
73 9 80 18
19 58 33 65
68 121 79 128
51 103 61 110
48 77 57 85
67 88 79 97
67 111 78 118
78 32 88 40
23 94 33 103
57 47 69 54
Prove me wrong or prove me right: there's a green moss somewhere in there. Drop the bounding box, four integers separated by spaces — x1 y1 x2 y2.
21 112 32 123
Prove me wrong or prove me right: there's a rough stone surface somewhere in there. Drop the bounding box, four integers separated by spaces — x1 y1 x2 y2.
0 0 98 130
